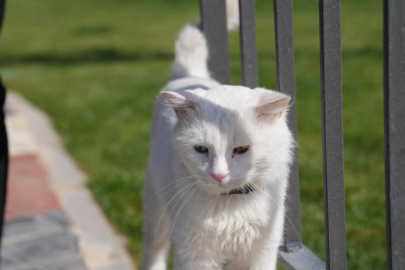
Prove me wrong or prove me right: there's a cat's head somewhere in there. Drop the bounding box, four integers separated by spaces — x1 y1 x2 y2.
161 85 293 196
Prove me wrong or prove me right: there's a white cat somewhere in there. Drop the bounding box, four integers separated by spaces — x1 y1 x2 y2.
142 2 294 269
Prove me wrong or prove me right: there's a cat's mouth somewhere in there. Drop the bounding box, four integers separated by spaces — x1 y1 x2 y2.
220 184 254 195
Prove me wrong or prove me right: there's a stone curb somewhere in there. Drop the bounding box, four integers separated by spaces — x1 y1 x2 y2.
5 92 136 270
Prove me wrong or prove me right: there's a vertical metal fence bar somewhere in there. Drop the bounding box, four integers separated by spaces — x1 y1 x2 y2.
273 0 302 251
0 0 8 251
199 0 231 84
319 0 347 269
383 0 405 269
0 0 4 35
239 0 258 88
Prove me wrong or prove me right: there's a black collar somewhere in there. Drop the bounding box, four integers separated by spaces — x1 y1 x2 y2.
221 185 254 195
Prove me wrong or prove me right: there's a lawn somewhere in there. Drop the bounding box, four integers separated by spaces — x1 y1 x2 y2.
0 0 385 268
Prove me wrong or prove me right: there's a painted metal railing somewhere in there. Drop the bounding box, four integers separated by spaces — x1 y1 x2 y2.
383 0 405 269
199 0 405 269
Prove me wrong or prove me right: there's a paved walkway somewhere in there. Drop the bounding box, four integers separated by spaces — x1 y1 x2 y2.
1 92 136 270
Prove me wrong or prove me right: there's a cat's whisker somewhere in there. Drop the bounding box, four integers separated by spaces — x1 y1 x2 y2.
167 181 198 223
184 184 203 230
151 182 197 252
144 175 197 207
167 184 200 245
152 181 197 249
153 182 197 251
144 178 197 218
258 177 294 214
249 184 259 200
144 177 200 218
250 183 302 243
225 190 231 210
261 181 293 217
250 183 283 209
242 192 249 216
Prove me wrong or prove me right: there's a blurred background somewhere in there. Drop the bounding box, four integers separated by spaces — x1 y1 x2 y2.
0 0 385 269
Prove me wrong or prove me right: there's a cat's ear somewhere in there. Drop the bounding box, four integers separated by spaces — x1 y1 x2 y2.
161 91 196 118
253 90 291 122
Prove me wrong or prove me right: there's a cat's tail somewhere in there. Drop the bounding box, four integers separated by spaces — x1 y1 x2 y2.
170 24 210 80
225 0 240 31
170 0 239 80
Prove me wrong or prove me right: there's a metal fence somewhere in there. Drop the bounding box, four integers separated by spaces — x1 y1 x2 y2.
0 0 403 269
200 0 405 269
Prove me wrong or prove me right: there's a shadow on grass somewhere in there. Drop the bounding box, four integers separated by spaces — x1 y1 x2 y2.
0 45 382 67
0 47 174 66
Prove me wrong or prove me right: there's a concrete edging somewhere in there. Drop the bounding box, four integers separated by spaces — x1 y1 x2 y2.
6 92 136 270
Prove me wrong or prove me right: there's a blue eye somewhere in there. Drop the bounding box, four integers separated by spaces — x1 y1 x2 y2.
194 145 209 154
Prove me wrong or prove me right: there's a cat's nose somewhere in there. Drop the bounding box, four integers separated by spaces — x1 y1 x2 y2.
211 173 228 182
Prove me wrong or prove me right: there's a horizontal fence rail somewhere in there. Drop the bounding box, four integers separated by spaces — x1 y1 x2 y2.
279 245 326 270
383 0 405 269
319 0 347 269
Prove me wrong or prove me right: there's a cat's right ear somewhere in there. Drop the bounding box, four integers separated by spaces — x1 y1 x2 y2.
161 91 196 118
253 90 291 123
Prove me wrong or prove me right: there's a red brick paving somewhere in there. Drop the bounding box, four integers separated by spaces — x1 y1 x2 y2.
5 154 60 220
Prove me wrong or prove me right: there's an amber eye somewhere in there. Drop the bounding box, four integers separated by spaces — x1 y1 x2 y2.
194 145 209 154
233 146 250 155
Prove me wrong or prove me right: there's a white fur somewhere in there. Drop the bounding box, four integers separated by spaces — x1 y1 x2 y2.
226 0 240 31
171 25 210 80
143 2 293 269
170 0 240 80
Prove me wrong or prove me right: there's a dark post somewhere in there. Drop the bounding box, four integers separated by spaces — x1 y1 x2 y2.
0 78 7 247
239 0 258 88
199 0 231 84
383 0 405 269
319 0 347 269
0 0 8 251
273 0 302 251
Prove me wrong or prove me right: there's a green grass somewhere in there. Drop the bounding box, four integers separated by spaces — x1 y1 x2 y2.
0 0 386 268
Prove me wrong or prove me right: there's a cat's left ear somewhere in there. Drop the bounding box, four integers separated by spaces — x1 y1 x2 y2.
160 91 196 118
253 90 291 122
